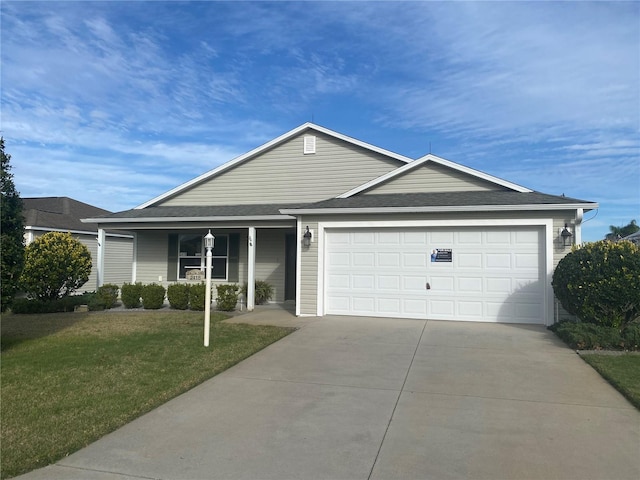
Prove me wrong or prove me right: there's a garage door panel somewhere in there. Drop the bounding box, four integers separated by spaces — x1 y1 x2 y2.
325 227 544 324
458 253 483 268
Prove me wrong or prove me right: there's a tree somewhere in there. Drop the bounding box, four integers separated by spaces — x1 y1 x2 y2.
605 219 639 241
20 232 92 300
1 138 25 311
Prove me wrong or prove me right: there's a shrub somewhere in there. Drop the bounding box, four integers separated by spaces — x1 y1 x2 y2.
241 280 274 305
20 232 92 300
550 321 623 350
11 293 93 314
552 240 640 328
141 284 165 310
621 323 640 351
216 284 239 311
189 283 206 311
94 284 119 310
121 282 143 309
167 283 190 310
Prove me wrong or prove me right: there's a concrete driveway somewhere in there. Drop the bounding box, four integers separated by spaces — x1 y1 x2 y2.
16 316 639 480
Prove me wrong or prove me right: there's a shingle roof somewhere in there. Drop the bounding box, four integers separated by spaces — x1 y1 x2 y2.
286 191 595 211
87 203 302 220
23 197 112 232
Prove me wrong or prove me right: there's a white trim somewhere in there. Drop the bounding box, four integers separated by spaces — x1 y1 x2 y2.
316 218 555 326
247 227 256 311
25 225 133 238
295 218 302 316
97 229 106 288
83 215 295 224
136 123 413 209
281 203 598 215
337 154 532 198
131 233 138 283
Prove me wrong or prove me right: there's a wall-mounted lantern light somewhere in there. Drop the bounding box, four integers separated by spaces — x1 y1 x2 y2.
560 223 573 247
303 226 312 247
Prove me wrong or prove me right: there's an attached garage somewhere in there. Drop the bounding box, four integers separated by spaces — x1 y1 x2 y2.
324 225 548 324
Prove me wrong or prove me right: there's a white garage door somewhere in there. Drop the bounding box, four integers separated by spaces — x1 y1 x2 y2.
325 227 545 323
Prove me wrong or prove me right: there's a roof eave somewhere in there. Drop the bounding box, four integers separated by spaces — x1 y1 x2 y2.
82 214 297 224
280 203 599 215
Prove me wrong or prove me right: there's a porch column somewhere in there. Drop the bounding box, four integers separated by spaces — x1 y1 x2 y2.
247 226 256 311
97 228 106 288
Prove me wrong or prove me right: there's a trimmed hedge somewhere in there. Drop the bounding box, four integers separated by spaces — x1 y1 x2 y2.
189 283 206 311
10 293 94 314
167 283 190 310
549 321 640 351
141 284 166 310
91 284 119 310
552 240 640 328
121 282 143 309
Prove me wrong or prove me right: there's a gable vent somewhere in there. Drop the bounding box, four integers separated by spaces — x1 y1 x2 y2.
303 135 316 154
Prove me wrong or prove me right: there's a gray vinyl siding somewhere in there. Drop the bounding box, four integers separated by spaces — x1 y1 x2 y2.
255 229 286 303
104 236 134 286
158 132 402 206
298 210 581 319
136 232 169 284
363 162 505 194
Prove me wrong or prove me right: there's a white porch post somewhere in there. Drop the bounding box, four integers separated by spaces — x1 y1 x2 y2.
97 228 106 288
247 227 256 311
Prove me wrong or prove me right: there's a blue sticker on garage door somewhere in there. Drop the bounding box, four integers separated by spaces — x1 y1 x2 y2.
430 248 452 262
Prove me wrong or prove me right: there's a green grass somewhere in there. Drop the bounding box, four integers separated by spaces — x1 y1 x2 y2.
0 310 294 479
580 354 640 409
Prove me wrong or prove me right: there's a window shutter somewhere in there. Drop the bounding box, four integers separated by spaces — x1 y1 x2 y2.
227 233 240 282
167 234 178 281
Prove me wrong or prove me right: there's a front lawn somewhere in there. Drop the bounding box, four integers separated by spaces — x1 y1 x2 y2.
580 354 640 410
0 310 294 479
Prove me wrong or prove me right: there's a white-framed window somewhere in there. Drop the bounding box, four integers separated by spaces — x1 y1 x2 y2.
178 233 228 280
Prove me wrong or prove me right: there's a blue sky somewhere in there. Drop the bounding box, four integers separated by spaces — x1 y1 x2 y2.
2 1 638 242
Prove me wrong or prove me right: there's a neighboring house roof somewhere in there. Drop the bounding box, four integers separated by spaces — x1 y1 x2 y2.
280 191 597 215
136 123 415 209
622 230 640 244
24 197 132 236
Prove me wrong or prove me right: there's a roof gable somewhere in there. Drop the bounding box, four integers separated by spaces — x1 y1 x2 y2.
337 154 532 198
138 123 413 209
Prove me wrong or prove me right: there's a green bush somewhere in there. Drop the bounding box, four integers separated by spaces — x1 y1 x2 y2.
11 293 93 314
216 284 239 311
552 240 640 328
189 283 206 311
121 282 143 309
241 280 274 305
550 321 623 350
20 232 92 300
141 284 166 310
94 284 119 310
621 323 640 350
167 283 190 310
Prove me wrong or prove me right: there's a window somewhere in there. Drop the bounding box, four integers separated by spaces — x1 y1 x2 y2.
178 233 228 280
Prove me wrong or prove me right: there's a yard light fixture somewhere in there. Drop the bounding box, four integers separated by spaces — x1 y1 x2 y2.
302 226 312 247
204 230 215 347
560 223 573 248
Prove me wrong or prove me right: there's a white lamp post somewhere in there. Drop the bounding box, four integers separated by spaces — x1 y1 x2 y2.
203 230 215 347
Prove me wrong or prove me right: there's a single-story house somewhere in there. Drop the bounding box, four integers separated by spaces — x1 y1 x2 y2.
84 123 597 325
24 197 134 289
